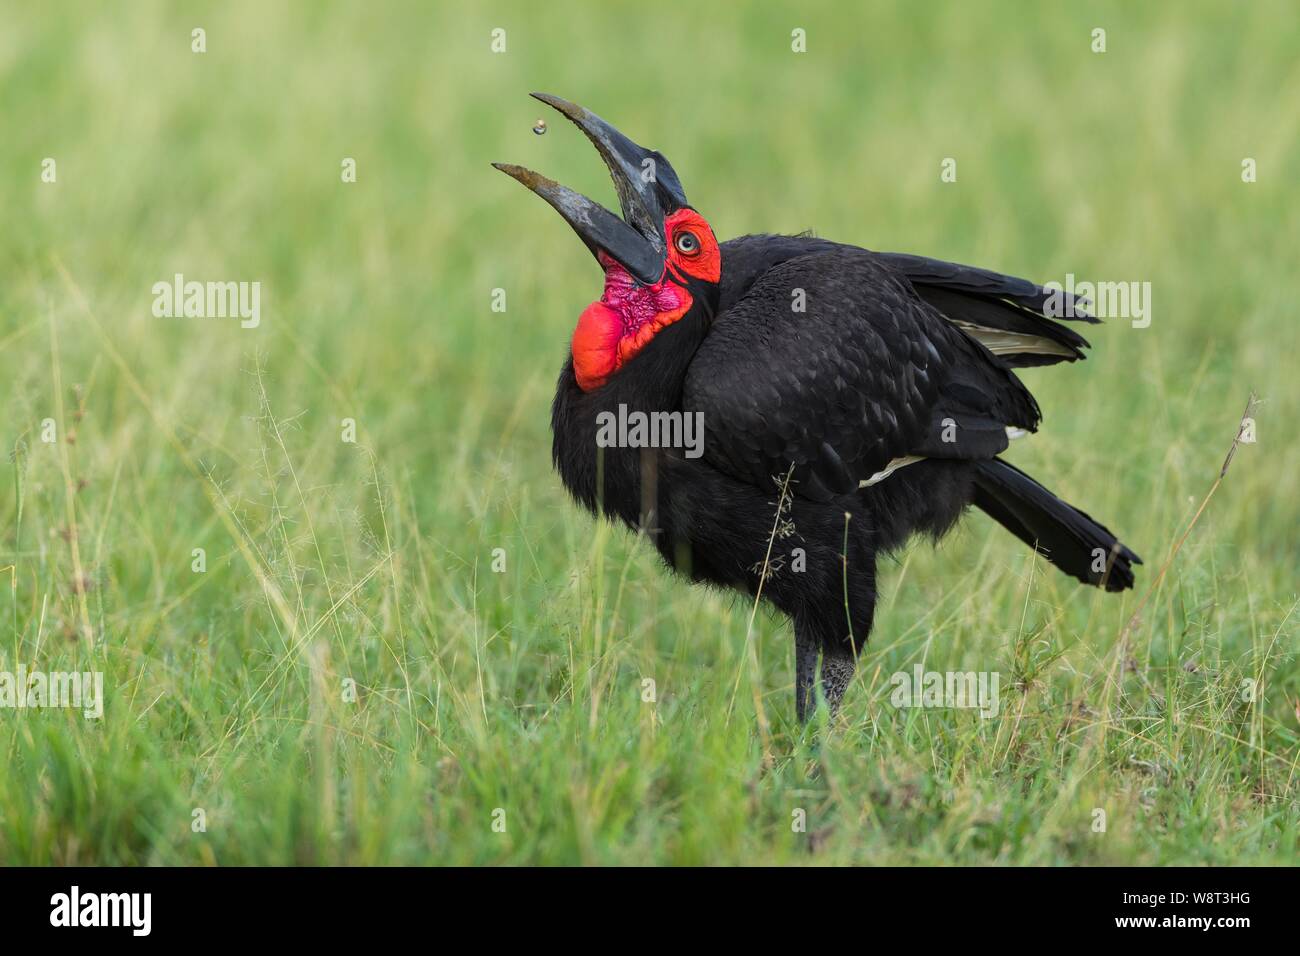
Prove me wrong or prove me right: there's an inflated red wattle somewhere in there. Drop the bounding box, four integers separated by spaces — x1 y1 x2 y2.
571 301 623 391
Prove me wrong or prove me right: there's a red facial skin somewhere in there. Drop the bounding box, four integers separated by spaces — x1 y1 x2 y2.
571 208 721 391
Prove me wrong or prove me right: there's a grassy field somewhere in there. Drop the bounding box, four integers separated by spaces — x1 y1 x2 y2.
1 1 1297 865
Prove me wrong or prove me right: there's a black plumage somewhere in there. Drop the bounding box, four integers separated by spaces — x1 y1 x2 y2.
502 94 1141 720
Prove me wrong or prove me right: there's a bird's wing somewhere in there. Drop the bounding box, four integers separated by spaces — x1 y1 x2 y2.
872 252 1095 367
720 236 1095 368
684 248 1041 501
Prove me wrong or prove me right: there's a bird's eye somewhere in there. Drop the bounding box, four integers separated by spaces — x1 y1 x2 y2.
674 231 700 256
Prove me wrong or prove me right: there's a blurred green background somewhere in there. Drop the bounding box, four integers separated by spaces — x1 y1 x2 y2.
0 1 1296 864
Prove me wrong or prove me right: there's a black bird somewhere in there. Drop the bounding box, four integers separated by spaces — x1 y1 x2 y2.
496 94 1141 721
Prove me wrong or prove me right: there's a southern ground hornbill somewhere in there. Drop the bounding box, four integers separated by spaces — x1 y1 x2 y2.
496 93 1141 721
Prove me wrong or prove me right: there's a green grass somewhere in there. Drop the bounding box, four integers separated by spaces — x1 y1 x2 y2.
1 0 1297 865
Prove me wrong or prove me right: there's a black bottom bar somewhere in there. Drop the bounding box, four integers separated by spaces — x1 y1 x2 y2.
0 866 1281 941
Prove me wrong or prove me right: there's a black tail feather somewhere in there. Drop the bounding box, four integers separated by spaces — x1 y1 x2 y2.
973 458 1141 592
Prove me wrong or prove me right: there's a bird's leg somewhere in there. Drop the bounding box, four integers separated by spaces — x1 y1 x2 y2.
817 551 875 717
792 542 874 721
818 638 856 717
794 620 857 721
794 621 820 722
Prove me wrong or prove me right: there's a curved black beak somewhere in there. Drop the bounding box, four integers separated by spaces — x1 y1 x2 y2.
491 163 665 284
493 94 690 285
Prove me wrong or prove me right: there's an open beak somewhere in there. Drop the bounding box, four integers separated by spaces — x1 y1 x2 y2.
493 93 689 285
